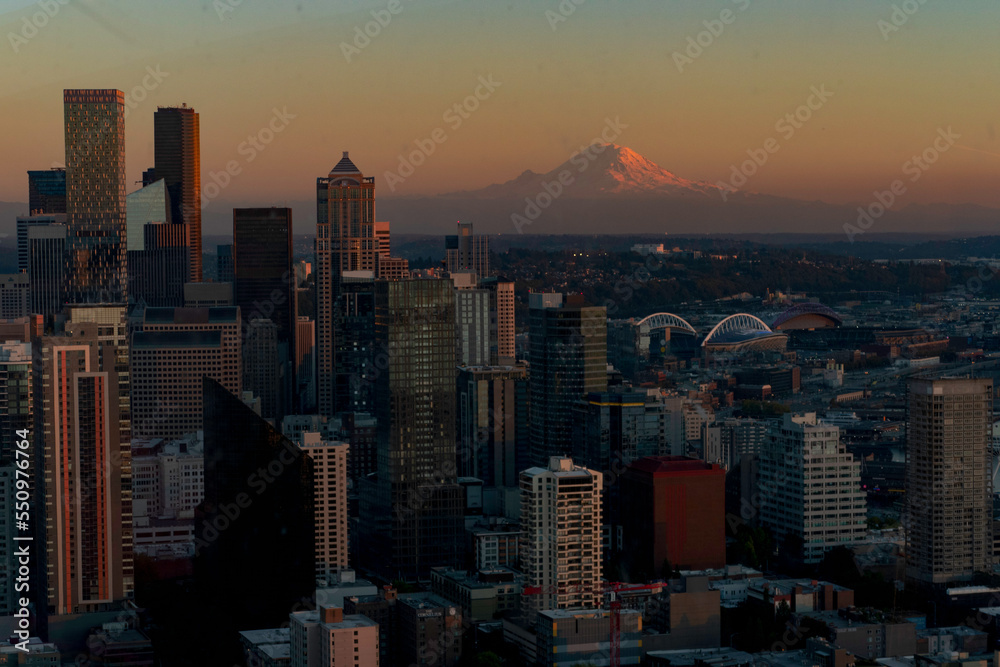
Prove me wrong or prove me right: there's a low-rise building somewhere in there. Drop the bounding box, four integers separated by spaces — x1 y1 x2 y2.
429 567 521 624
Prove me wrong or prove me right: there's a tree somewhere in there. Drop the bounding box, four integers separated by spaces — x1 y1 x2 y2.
475 652 503 667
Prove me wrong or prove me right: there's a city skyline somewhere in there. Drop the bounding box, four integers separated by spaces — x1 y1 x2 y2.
1 1 999 224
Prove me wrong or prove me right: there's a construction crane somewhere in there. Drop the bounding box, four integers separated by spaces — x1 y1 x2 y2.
523 581 666 667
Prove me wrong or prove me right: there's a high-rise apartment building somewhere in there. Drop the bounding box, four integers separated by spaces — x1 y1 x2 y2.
28 168 66 214
359 279 463 579
445 221 489 278
757 413 868 564
26 223 67 317
130 307 241 438
0 342 32 466
528 293 607 467
36 306 133 614
289 606 380 667
298 433 349 582
456 365 529 487
482 277 515 366
703 417 769 470
153 105 202 281
521 458 603 612
906 377 993 586
452 273 490 367
63 89 127 304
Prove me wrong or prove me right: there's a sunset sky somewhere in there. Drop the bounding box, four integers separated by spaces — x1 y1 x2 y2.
2 0 999 214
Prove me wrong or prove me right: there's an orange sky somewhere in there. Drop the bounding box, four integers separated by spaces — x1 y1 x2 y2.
2 0 999 210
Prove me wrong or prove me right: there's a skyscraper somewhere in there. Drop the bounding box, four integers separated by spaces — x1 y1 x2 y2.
63 89 127 304
153 105 202 282
360 279 463 579
233 207 296 413
456 365 529 487
36 306 133 614
196 377 314 658
0 342 32 466
528 293 608 467
27 168 66 214
445 221 489 278
317 153 374 416
333 273 378 415
243 318 281 421
297 433 349 582
452 273 490 367
17 213 65 273
27 223 67 317
756 413 868 565
130 307 242 438
521 457 603 612
482 277 515 366
906 377 993 586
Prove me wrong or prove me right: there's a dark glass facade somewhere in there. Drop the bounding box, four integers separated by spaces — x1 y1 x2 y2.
153 106 202 281
527 298 608 467
27 168 66 214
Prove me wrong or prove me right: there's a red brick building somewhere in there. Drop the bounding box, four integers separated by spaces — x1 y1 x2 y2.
621 456 726 577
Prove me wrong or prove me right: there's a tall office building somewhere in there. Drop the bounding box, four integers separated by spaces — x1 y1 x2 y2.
217 244 234 284
360 279 463 579
36 306 133 614
520 457 603 612
575 389 673 474
130 307 242 438
153 105 202 281
703 417 769 470
296 316 316 413
0 274 29 319
333 273 377 415
17 213 66 273
620 456 726 575
315 153 407 416
233 207 296 343
127 222 189 307
197 377 315 650
317 153 374 416
233 207 296 413
445 221 489 278
28 168 66 214
298 433 349 581
63 89 127 304
0 342 32 465
456 365 529 487
528 293 608 467
756 413 868 564
243 318 281 421
27 223 67 317
906 377 993 585
482 277 515 366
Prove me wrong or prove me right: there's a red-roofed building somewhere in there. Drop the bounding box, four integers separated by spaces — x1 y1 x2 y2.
620 456 725 577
